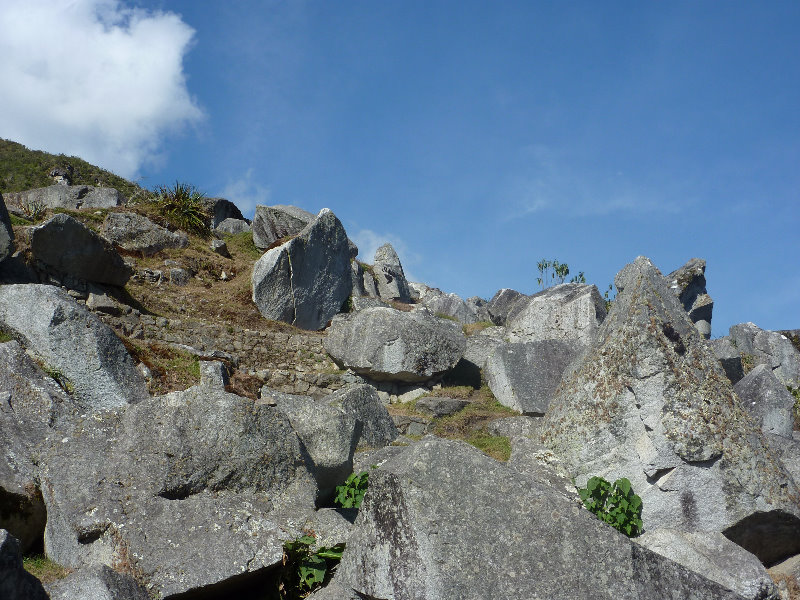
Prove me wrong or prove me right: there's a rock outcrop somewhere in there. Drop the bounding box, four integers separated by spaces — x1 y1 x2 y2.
45 565 150 600
0 193 13 264
252 204 315 249
734 364 796 440
487 287 527 325
3 185 125 211
39 385 318 598
215 217 251 235
198 197 244 229
541 257 800 564
0 284 149 409
667 258 714 339
410 282 487 324
30 214 132 286
729 322 800 386
324 437 747 600
371 243 412 303
251 208 351 330
324 306 466 382
506 282 607 345
102 211 188 255
325 384 399 449
0 530 49 600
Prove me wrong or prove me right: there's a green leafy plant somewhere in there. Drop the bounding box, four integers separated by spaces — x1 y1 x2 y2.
153 181 210 237
276 535 344 599
604 283 615 312
334 470 370 508
577 476 643 537
20 198 47 222
537 258 571 289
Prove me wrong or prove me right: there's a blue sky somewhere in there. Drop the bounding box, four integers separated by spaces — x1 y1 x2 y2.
1 1 798 336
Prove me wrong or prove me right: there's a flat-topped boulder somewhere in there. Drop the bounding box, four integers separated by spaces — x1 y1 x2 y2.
3 185 125 212
506 282 606 345
541 257 800 564
324 306 466 382
102 211 188 255
0 284 148 410
39 385 318 598
31 213 132 286
251 208 351 330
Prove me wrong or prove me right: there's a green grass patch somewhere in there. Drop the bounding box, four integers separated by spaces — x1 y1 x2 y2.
434 312 459 322
425 385 474 400
0 328 13 343
23 555 71 584
463 431 511 462
122 340 200 394
223 230 262 260
462 321 493 336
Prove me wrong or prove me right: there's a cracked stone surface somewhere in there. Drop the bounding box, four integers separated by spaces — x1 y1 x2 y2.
541 257 800 564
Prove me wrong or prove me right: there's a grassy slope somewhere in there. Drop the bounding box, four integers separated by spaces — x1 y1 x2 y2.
0 138 143 199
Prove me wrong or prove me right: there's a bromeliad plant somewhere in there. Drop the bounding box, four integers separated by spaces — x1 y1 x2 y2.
153 181 210 237
276 535 345 599
577 476 643 537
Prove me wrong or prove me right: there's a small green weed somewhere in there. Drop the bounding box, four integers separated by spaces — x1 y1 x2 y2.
23 554 71 584
741 354 755 375
577 476 643 537
0 329 13 343
787 386 800 430
276 535 344 599
334 470 370 508
153 181 210 237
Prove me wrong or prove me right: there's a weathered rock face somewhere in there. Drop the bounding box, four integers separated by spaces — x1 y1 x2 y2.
734 364 796 440
410 282 485 324
102 211 188 255
3 185 125 211
667 258 714 339
0 341 66 553
39 386 317 598
712 337 745 385
199 197 244 228
729 322 800 386
252 204 315 249
0 284 149 409
324 307 466 382
274 393 358 498
460 325 507 385
0 530 49 600
45 565 150 600
251 208 351 330
325 384 399 449
371 243 411 303
327 437 746 600
0 193 14 264
636 529 779 600
465 295 491 323
485 339 580 415
506 282 607 345
487 287 527 325
541 257 800 564
30 214 132 286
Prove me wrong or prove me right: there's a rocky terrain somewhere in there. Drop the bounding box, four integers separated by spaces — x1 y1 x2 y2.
1 157 799 600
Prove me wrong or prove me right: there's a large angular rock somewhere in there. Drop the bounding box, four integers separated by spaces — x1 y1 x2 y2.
327 437 746 600
0 193 14 264
30 213 132 286
4 185 125 211
198 197 244 229
274 393 358 497
372 243 411 303
459 324 507 385
324 307 466 382
46 566 149 600
0 340 67 553
465 295 491 323
251 208 351 330
252 204 314 249
215 217 251 235
411 282 484 324
0 530 49 600
667 258 714 338
729 323 800 387
102 211 188 255
39 385 318 598
636 529 779 600
712 337 745 385
541 257 800 565
325 384 399 449
734 364 796 439
485 339 580 415
487 288 527 326
506 282 607 344
0 284 148 409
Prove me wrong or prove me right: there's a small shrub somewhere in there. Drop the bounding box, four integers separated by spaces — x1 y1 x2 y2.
334 470 369 508
741 354 755 375
152 181 210 237
577 476 643 537
276 534 344 599
20 198 46 222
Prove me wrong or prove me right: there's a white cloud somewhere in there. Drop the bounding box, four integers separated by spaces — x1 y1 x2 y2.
0 0 203 179
219 169 271 219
